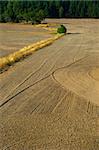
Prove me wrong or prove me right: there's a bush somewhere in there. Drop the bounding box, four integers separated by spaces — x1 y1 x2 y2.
57 25 67 34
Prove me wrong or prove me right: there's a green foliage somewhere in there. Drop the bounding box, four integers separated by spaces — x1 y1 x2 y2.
0 1 99 23
59 6 64 18
35 9 45 23
57 25 67 34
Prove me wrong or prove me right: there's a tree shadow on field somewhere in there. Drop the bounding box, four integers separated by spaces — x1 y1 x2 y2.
67 32 81 35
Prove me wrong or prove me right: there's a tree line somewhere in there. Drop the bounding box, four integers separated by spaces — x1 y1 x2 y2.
0 1 99 23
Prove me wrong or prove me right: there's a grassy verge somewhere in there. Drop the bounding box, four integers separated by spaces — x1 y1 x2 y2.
0 33 64 71
34 23 57 33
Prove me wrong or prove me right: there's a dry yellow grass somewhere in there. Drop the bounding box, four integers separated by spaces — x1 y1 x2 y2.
34 23 57 28
34 23 57 32
34 24 49 28
43 27 57 32
0 34 64 69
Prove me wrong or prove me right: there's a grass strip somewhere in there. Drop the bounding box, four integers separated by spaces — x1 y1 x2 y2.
0 34 64 70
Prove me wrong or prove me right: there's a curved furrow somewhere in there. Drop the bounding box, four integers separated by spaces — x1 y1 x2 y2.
0 35 81 107
0 36 71 101
1 20 99 150
53 55 99 106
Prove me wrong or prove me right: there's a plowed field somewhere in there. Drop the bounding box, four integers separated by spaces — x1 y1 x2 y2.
0 19 99 150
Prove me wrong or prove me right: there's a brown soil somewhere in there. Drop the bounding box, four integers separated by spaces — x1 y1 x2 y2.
90 68 99 81
0 23 52 57
0 19 99 150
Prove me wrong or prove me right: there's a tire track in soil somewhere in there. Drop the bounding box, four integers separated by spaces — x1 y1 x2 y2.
1 20 99 150
0 60 47 105
0 55 87 108
0 36 72 107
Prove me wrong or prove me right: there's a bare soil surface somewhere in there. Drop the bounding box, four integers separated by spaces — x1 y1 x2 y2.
0 19 99 150
90 68 99 81
0 23 52 57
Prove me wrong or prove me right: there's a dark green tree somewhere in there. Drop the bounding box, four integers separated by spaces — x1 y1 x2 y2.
59 6 64 18
0 1 99 23
6 1 15 22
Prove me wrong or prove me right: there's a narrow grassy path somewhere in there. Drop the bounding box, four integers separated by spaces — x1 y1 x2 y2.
0 25 64 72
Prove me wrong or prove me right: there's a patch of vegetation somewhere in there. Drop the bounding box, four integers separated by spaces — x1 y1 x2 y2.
0 34 63 70
57 25 67 34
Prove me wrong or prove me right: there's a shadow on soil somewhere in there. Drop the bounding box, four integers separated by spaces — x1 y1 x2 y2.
67 32 81 35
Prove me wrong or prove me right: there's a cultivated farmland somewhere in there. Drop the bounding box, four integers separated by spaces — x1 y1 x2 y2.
0 19 99 150
0 23 52 57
